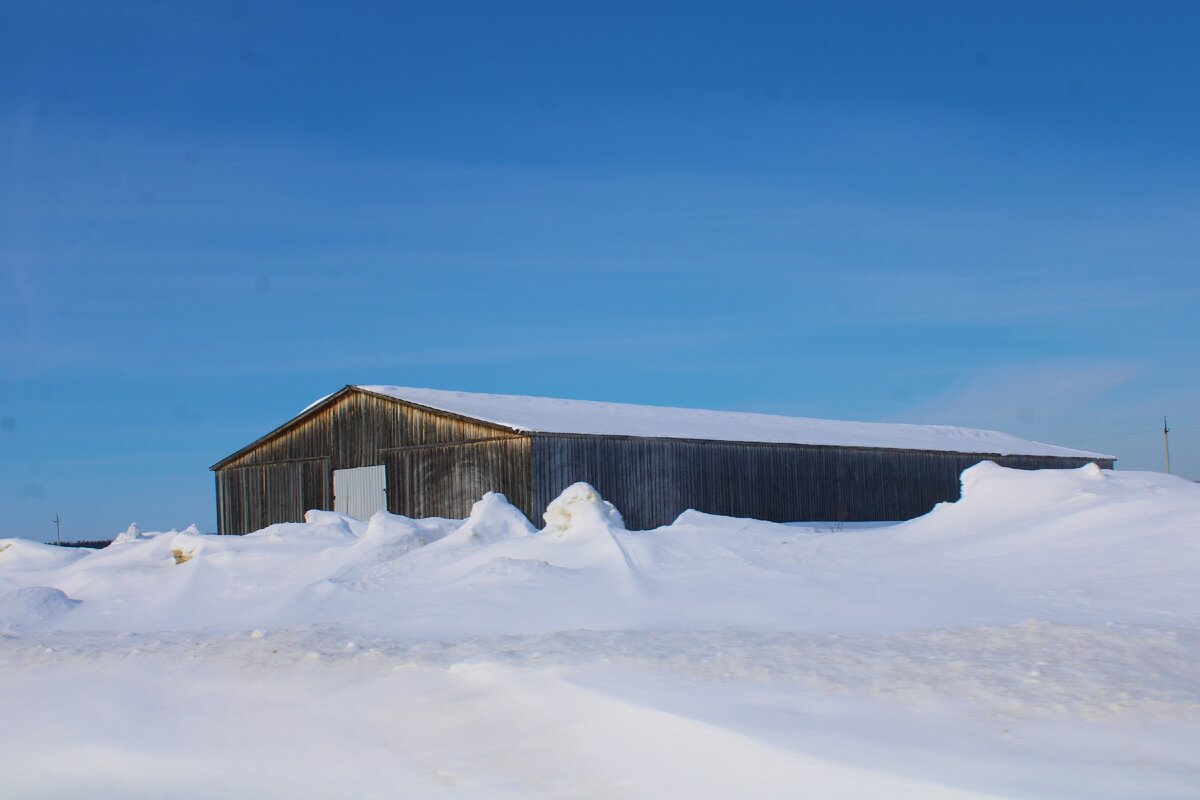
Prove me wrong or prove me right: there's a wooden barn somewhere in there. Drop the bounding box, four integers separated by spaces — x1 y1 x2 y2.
210 385 1114 534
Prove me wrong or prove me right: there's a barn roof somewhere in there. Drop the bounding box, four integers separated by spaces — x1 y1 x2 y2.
355 386 1112 460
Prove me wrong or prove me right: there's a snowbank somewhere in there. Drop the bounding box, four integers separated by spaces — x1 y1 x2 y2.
0 464 1197 635
2 465 1198 798
442 492 537 545
542 481 626 537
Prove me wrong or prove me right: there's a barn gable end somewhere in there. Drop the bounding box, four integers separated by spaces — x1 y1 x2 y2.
212 387 533 534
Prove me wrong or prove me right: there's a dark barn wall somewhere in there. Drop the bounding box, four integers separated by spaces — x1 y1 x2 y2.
384 438 532 521
215 458 330 534
530 434 1111 530
213 390 531 533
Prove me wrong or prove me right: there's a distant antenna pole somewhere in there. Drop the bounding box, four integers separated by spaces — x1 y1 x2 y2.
1163 416 1172 474
53 513 62 545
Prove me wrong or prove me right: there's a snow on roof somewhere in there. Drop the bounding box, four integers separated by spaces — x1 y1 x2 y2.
354 386 1112 460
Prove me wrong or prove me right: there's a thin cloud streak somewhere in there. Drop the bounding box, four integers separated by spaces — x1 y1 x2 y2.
891 359 1146 450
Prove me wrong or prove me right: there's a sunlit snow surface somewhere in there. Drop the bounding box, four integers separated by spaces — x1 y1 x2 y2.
2 463 1198 798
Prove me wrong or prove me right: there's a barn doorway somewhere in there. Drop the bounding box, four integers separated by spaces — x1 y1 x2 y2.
333 464 387 521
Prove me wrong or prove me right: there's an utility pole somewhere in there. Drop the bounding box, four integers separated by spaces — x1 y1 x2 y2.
53 513 62 545
1163 417 1171 475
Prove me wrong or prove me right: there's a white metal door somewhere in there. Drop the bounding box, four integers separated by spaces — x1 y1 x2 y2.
333 465 387 521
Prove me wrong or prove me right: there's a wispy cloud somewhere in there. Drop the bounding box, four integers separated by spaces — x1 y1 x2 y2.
892 359 1146 434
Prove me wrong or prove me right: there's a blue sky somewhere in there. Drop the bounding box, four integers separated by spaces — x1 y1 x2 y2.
3 1 1198 540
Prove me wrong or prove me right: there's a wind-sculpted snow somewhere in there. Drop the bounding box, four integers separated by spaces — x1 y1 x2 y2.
5 466 1195 636
542 481 627 534
2 465 1199 798
0 586 80 628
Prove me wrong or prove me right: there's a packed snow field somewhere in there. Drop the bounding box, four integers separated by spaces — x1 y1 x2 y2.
2 463 1198 799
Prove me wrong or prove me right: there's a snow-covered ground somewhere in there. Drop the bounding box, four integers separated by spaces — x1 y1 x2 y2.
2 463 1198 798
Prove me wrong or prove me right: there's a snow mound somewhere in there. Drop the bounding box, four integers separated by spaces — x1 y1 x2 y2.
341 511 454 576
399 484 639 603
906 461 1191 545
301 509 364 537
959 459 1105 507
543 482 626 539
111 523 145 544
358 510 427 547
532 482 640 589
0 538 89 570
304 509 357 528
444 492 537 545
166 528 207 564
0 586 80 627
111 523 205 546
249 516 358 543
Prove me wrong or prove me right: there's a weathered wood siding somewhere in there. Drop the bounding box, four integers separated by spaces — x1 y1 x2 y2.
215 459 330 534
530 434 1112 530
214 389 531 533
217 390 509 471
384 438 532 521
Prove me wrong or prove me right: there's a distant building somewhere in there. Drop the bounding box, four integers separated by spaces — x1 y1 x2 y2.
210 386 1113 534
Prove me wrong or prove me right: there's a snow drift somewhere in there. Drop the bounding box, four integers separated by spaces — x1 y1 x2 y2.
2 464 1198 799
1 463 1198 634
0 586 80 628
